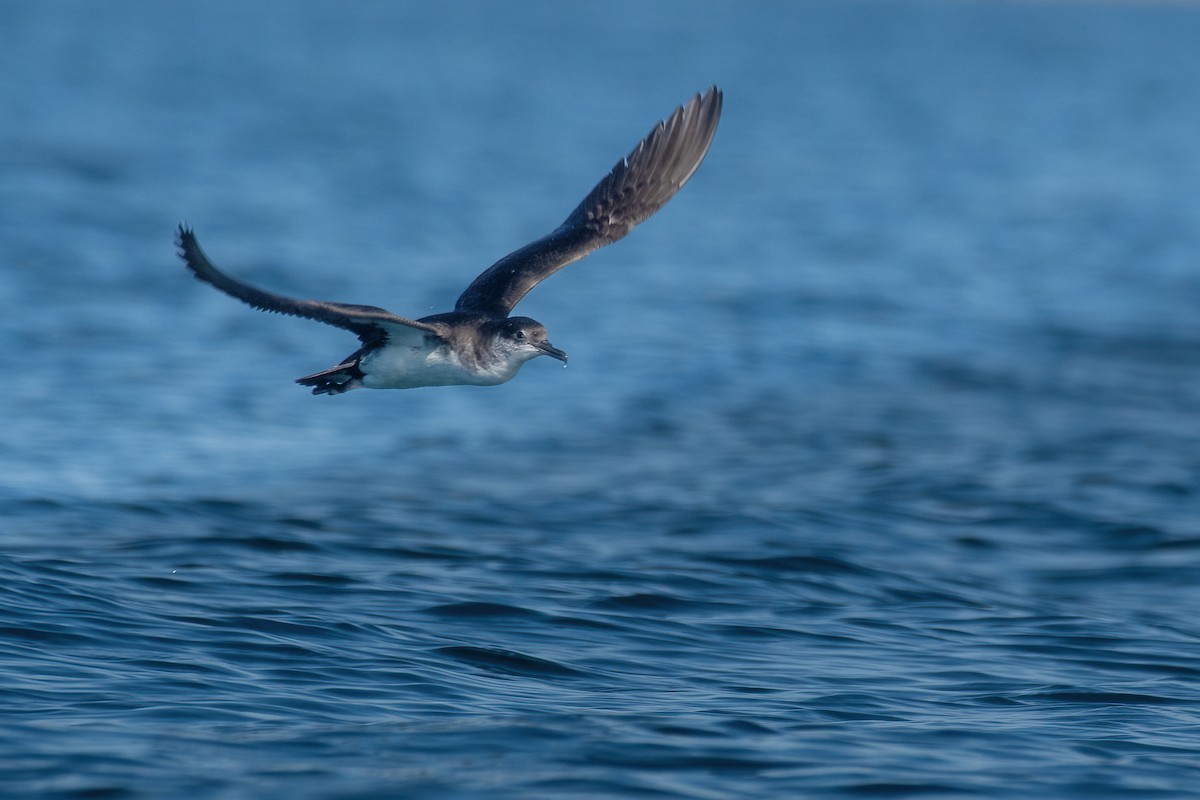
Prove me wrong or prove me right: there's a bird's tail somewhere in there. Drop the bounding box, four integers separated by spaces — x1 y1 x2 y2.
295 360 363 395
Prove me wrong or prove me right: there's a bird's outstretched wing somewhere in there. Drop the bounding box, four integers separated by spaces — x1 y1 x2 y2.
454 86 723 318
175 225 443 346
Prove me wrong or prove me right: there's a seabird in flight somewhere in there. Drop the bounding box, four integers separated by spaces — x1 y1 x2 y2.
176 86 722 394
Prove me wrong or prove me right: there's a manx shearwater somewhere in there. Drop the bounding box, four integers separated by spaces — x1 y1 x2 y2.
176 86 722 394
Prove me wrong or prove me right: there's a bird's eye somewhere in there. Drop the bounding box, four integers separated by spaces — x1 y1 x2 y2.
515 330 525 340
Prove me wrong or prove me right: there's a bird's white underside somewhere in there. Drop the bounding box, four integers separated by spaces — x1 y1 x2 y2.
359 335 551 389
359 340 504 388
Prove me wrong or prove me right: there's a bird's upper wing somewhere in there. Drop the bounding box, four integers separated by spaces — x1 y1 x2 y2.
175 225 443 346
453 86 723 318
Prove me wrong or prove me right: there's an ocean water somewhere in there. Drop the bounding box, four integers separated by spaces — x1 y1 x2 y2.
3 1 1200 797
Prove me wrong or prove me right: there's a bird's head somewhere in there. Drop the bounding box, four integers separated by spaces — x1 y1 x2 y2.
486 317 568 365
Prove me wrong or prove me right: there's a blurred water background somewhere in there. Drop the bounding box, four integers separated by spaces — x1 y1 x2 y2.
2 1 1200 797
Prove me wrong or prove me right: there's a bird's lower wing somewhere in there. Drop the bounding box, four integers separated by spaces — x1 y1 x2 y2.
176 225 442 345
454 86 723 318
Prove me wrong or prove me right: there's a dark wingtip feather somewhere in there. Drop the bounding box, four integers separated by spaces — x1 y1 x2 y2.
174 222 191 260
573 83 723 234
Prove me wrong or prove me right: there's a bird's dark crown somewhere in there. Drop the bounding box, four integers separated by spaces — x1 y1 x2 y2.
487 316 549 342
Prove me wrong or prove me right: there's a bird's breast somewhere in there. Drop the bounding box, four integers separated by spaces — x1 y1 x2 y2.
359 341 516 389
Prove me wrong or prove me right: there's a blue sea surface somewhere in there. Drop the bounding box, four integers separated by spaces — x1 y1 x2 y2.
3 1 1200 797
